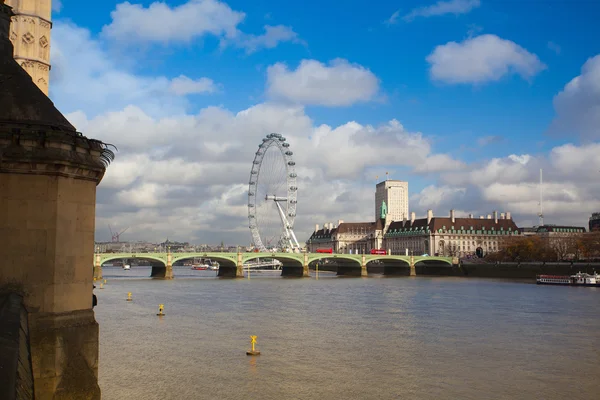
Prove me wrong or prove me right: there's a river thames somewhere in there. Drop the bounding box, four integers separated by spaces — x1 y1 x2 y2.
95 267 599 400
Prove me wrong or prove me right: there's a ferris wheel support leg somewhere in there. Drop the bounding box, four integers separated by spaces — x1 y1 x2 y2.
274 200 300 252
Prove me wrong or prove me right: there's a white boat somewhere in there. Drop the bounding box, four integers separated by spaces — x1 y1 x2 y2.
123 264 131 270
207 263 219 271
536 271 599 286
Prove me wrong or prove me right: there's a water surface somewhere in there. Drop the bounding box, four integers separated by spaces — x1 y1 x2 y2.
95 266 600 400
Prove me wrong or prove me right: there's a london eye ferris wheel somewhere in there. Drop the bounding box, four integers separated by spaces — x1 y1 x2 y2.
247 133 300 252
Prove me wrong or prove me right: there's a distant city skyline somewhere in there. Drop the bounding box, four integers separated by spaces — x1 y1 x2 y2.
41 0 600 244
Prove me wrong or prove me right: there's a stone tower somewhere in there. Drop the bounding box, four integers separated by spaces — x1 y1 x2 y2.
5 0 52 94
0 1 114 398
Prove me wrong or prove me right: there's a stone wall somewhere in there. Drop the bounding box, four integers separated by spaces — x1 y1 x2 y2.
0 292 34 400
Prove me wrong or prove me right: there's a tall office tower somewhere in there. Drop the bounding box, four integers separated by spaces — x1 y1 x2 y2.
6 0 52 94
375 180 409 223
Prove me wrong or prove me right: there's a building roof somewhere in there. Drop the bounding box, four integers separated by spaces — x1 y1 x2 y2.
387 216 519 234
308 220 385 240
520 225 586 233
0 2 75 132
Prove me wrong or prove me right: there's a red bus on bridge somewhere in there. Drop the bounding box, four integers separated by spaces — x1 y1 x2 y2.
316 248 333 253
370 249 387 255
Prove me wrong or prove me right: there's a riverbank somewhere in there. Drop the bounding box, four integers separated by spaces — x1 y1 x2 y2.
310 262 600 279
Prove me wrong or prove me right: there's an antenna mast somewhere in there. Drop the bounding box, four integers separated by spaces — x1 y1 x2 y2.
538 168 544 226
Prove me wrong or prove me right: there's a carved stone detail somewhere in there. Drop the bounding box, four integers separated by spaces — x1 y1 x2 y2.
39 21 50 29
10 31 16 41
37 78 47 86
38 64 49 71
39 35 48 48
22 32 34 44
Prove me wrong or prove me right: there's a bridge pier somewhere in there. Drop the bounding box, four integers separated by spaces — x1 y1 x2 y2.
303 253 310 277
236 253 244 278
93 253 102 280
361 254 368 277
410 256 416 276
165 252 173 279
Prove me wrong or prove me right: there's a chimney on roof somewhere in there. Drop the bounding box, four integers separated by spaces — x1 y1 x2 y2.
450 209 455 224
487 214 492 219
500 212 505 220
468 213 473 219
494 211 498 223
315 224 319 232
410 212 416 225
403 215 407 227
427 209 433 224
506 211 511 220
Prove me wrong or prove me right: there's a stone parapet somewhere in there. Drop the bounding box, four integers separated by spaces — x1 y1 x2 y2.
0 127 114 182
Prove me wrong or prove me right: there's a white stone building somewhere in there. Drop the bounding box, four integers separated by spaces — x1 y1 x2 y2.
384 210 520 257
375 179 408 225
306 220 385 254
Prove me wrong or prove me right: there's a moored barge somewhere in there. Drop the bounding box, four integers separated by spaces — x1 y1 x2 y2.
536 272 600 286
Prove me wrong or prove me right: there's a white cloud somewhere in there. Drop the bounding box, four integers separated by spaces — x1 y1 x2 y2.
102 0 244 43
550 54 600 141
52 0 62 13
404 0 480 22
266 59 380 106
169 76 218 95
547 41 561 55
229 25 303 54
477 135 503 147
427 34 546 84
48 18 599 245
413 154 466 173
385 10 401 25
50 22 218 117
411 185 467 209
414 147 600 227
101 0 301 53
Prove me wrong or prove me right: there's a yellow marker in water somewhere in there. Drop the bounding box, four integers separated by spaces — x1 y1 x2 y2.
99 283 104 289
157 304 165 316
104 279 107 284
246 335 260 356
126 292 132 301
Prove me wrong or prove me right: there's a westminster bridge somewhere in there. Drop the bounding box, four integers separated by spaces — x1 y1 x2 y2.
93 251 457 279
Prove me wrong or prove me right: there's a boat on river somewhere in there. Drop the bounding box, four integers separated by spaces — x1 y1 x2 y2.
191 264 208 270
536 272 600 286
123 264 131 270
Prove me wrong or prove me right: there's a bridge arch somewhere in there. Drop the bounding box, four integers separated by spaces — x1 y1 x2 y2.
172 254 237 267
414 257 453 266
243 253 303 268
100 255 167 266
307 254 362 266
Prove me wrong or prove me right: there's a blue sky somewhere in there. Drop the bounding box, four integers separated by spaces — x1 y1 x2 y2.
46 0 600 243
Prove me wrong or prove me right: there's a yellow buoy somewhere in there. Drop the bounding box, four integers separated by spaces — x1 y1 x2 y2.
246 335 260 356
99 283 104 289
126 292 132 301
104 279 107 284
157 304 165 316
